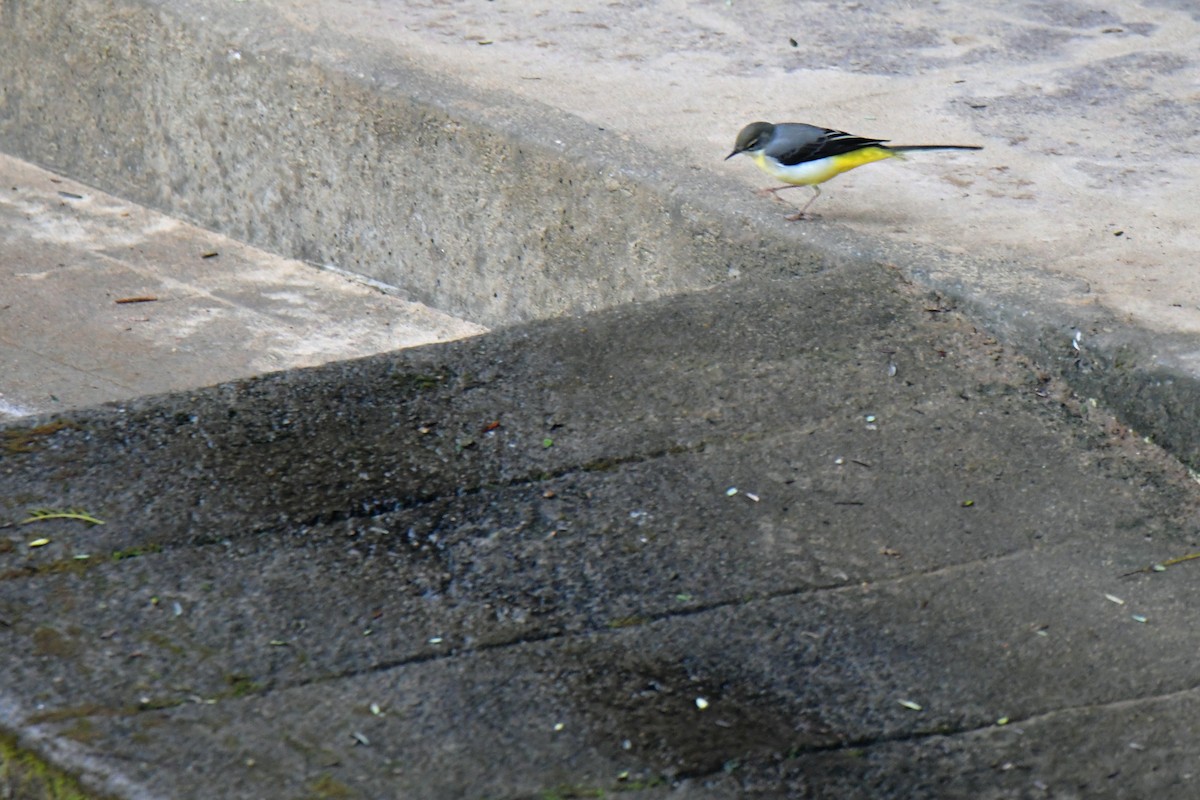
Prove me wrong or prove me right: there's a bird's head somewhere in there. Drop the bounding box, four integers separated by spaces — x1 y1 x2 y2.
725 121 776 160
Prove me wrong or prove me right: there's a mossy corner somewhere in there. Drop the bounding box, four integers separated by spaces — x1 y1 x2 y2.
0 730 113 800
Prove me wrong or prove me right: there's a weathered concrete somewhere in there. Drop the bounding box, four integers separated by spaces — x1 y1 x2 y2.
0 0 769 327
0 154 483 419
4 263 1200 798
3 0 1200 797
3 0 1200 471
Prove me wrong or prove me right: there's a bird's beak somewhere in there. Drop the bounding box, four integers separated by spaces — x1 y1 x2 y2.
724 149 740 161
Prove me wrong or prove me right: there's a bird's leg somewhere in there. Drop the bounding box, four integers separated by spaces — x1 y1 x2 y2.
784 186 822 221
756 184 807 202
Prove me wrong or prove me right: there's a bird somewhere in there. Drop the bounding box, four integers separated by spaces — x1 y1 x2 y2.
725 121 982 220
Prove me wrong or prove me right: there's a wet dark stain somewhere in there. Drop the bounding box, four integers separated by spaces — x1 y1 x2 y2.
565 652 833 777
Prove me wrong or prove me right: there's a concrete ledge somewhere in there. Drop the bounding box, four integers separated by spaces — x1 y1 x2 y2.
0 154 485 419
0 0 821 327
5 1 1200 470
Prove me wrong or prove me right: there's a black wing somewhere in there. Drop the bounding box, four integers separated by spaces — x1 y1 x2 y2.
766 124 890 166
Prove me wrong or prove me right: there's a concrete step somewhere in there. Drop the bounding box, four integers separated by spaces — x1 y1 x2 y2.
3 0 1199 466
0 154 484 419
4 260 1198 799
3 0 1200 797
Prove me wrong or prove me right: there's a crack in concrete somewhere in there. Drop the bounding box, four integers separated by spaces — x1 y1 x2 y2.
670 680 1200 785
5 543 1039 727
285 440 713 531
227 544 1039 696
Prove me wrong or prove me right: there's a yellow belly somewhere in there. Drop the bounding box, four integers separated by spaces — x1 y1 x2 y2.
752 146 897 186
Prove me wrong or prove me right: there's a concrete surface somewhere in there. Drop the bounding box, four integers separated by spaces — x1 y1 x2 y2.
307 0 1200 333
4 0 1200 470
0 154 484 420
3 0 1200 797
4 266 1200 798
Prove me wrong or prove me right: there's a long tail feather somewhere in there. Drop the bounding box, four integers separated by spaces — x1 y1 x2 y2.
889 144 983 152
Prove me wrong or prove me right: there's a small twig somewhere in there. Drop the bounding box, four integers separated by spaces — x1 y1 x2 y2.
1121 551 1200 578
115 296 158 304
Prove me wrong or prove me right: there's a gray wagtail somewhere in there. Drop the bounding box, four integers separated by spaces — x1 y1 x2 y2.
726 121 982 220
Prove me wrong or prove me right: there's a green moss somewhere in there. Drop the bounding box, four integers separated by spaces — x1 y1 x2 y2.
0 730 113 799
1 420 78 456
614 775 667 792
541 787 605 799
224 674 264 697
0 538 165 580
